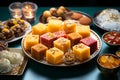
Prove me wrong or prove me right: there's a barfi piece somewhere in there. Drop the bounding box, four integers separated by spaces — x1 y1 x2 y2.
54 30 67 39
76 25 90 38
80 37 97 54
48 19 63 32
68 32 82 46
46 47 64 65
54 37 71 52
63 20 76 33
31 43 48 60
32 23 48 35
25 34 39 51
40 32 57 48
73 43 90 61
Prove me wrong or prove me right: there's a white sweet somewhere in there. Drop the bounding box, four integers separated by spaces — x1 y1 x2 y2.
0 58 12 73
96 9 120 31
0 50 24 66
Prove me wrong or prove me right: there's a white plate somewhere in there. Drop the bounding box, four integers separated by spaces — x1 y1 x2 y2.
7 21 31 43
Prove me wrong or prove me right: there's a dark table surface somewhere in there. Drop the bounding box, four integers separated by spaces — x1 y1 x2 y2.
0 7 120 80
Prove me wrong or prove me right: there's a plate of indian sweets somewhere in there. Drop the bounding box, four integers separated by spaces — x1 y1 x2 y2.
39 6 92 25
0 18 31 43
22 19 102 66
0 42 28 75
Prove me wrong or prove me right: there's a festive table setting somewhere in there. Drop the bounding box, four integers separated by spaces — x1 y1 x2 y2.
0 1 120 80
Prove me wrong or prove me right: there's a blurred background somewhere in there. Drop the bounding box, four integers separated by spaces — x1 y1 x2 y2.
0 0 120 7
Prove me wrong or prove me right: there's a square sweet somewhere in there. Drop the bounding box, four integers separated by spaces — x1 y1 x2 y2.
32 23 48 35
25 34 39 51
48 19 63 32
54 30 67 39
76 25 90 38
68 32 82 46
40 32 57 48
73 43 90 61
31 43 48 60
54 37 71 52
46 47 64 65
80 37 97 54
63 20 76 33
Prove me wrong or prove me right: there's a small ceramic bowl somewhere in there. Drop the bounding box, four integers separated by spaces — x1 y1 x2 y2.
102 31 120 47
0 41 8 51
97 54 120 75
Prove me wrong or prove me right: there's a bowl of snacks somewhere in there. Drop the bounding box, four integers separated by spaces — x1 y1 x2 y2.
97 54 120 74
102 31 120 47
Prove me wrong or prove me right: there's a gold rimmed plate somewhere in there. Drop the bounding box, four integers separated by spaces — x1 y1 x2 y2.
21 30 102 67
0 48 28 75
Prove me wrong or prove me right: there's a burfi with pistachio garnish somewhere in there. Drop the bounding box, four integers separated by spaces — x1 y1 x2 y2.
32 23 48 35
73 43 90 61
46 47 64 65
54 37 71 52
54 30 67 39
80 37 97 54
25 34 39 51
63 20 76 34
68 32 83 47
40 32 57 48
76 25 90 38
31 43 48 60
48 19 63 32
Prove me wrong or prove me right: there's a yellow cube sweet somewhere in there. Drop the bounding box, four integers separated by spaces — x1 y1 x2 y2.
76 25 90 38
25 34 39 51
63 20 76 33
48 19 63 32
46 47 64 65
32 23 48 35
73 43 90 61
54 37 71 52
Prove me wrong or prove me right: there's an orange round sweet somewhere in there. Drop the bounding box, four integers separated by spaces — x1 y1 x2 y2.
71 12 83 20
79 16 91 25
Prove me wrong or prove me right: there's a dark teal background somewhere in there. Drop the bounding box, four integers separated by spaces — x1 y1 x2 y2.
0 0 120 7
0 7 120 80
